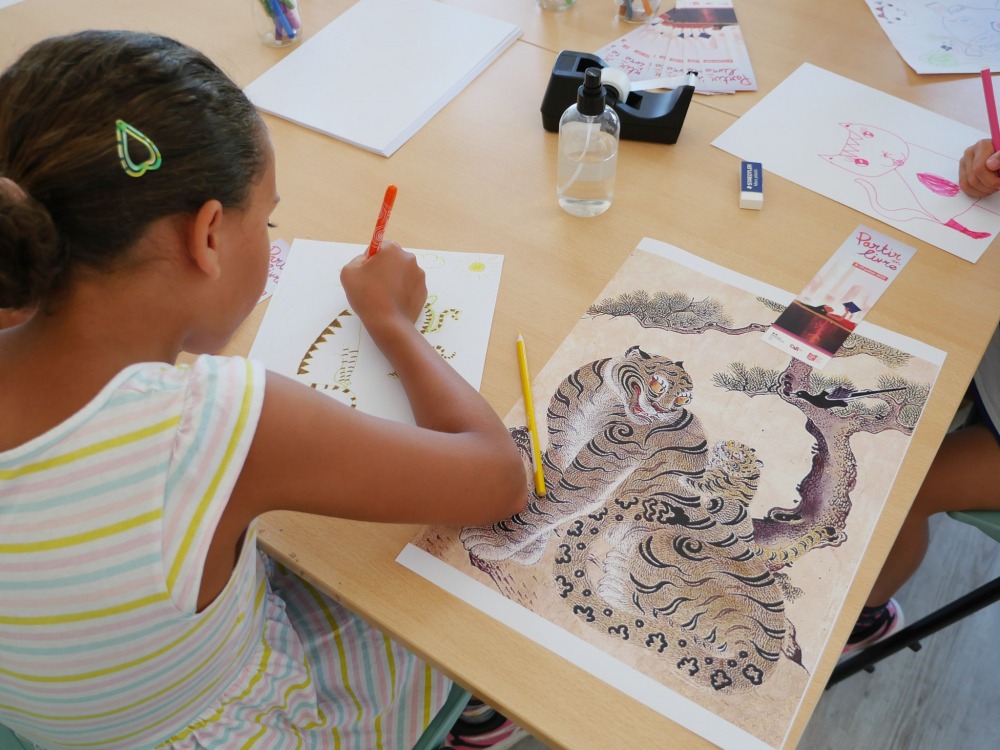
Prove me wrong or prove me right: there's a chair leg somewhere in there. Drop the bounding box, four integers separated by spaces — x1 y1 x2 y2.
412 682 473 750
0 725 35 750
827 575 1000 687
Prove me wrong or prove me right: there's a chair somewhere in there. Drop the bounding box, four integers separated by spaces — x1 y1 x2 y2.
412 681 473 750
828 510 1000 686
0 724 33 750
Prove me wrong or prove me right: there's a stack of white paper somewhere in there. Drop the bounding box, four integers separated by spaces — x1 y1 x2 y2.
244 0 522 156
595 0 757 95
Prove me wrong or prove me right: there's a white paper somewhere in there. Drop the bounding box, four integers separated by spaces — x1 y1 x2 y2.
249 240 503 423
865 0 1000 74
712 63 1000 263
244 0 521 156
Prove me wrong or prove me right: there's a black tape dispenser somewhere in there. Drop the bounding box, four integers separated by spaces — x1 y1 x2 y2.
540 51 696 145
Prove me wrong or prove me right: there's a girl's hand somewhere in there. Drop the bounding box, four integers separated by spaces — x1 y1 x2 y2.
339 240 427 341
959 138 1000 198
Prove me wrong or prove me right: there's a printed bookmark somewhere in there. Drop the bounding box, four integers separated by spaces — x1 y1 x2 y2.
762 225 916 368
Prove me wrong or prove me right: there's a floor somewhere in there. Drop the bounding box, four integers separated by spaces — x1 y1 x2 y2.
509 512 1000 750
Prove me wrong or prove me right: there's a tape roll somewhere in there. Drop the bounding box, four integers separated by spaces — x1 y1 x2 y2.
600 68 630 101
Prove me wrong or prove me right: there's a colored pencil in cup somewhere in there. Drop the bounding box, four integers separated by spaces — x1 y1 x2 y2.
366 184 398 258
257 0 293 40
278 0 301 30
267 0 295 39
981 68 1000 152
516 333 547 497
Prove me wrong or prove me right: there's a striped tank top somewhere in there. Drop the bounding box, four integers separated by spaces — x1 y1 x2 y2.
0 356 448 749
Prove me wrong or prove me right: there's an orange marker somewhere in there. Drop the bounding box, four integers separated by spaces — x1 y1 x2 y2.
366 184 398 258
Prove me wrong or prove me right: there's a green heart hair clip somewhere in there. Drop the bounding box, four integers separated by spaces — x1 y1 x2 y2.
115 119 162 178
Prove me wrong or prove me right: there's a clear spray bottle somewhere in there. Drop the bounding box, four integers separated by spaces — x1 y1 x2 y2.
556 67 620 217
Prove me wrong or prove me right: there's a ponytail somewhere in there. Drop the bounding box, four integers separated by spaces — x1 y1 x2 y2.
0 180 59 309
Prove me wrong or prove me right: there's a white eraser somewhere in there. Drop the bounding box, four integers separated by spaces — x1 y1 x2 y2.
739 160 763 210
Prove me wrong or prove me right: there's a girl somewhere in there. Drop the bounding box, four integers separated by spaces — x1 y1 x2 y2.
0 30 526 749
845 138 1000 652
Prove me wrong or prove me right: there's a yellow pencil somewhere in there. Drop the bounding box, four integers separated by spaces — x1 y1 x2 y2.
516 333 547 497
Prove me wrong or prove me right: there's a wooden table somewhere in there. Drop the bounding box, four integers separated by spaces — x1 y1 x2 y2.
3 1 998 748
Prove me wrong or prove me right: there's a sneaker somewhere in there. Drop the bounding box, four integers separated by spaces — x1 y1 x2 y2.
841 597 905 656
441 701 530 750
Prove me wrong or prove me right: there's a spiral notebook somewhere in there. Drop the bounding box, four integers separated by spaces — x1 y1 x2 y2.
244 0 521 157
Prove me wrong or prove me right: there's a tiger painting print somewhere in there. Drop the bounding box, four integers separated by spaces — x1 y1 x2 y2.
460 346 802 693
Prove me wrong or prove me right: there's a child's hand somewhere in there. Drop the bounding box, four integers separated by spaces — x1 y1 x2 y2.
340 240 427 340
959 138 1000 198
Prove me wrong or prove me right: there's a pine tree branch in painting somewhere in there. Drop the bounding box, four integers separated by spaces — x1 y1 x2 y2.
711 362 782 397
588 291 768 335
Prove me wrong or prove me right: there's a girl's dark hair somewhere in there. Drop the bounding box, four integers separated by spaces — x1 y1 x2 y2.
0 30 267 309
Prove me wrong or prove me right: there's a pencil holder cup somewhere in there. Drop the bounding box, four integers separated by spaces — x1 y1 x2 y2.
616 0 661 24
538 0 575 11
251 0 303 48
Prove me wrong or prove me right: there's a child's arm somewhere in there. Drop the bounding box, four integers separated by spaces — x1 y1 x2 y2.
0 308 32 329
229 241 527 527
959 138 1000 198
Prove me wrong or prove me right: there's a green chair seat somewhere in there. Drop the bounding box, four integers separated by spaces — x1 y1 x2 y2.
947 510 1000 543
0 725 34 750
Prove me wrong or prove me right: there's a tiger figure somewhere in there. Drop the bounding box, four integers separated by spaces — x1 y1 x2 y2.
460 346 802 693
553 440 800 693
461 346 707 566
296 297 461 405
297 309 361 409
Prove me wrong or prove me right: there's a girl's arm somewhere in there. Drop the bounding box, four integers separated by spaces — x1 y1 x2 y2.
229 241 527 527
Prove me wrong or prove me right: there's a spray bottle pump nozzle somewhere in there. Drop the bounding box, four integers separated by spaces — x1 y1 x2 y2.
576 67 606 117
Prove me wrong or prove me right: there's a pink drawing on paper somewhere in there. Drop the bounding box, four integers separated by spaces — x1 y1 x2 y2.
820 122 999 239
